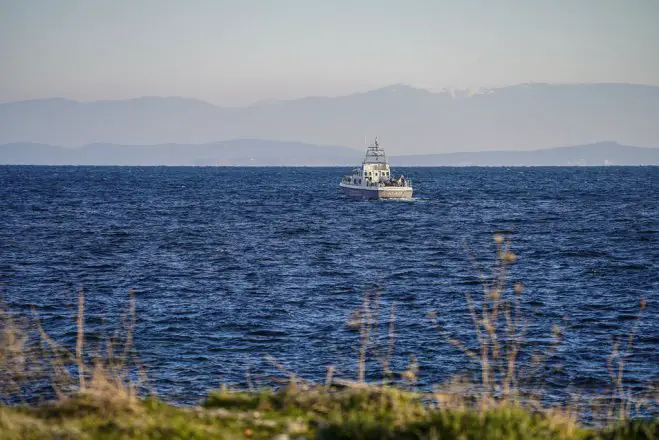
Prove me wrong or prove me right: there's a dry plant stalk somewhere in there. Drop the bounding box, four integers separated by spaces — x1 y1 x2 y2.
76 288 85 391
1 288 146 404
264 354 313 388
354 288 398 385
324 365 335 388
0 305 30 401
31 307 74 399
259 288 398 390
357 292 370 383
604 298 648 422
431 234 563 408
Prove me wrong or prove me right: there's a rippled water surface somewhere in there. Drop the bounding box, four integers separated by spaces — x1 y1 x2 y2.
1 166 657 403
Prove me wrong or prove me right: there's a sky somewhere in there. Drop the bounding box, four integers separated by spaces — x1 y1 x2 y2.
1 0 658 106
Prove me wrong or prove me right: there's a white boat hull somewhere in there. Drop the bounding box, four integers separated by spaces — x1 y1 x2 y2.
340 183 413 200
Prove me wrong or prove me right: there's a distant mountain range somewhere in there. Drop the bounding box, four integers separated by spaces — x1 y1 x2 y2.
1 140 657 166
0 140 361 166
392 142 659 166
1 83 658 154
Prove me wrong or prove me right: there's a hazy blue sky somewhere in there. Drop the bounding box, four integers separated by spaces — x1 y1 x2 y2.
1 0 658 105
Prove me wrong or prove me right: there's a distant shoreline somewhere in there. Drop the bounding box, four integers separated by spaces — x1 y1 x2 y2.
2 140 658 166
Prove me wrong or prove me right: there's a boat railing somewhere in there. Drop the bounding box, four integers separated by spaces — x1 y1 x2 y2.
375 179 412 188
342 176 412 188
389 179 412 187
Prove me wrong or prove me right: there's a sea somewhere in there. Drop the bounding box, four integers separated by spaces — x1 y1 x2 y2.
1 166 657 405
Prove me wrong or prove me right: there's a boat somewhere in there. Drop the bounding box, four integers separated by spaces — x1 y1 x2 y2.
339 137 413 200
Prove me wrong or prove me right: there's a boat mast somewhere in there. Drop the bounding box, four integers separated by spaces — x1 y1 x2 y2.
363 136 387 164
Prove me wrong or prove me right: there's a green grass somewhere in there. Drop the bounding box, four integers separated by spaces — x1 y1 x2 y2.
1 386 656 440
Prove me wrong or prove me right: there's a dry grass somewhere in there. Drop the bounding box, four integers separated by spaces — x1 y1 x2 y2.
0 303 31 400
426 234 563 408
354 288 398 384
424 234 655 425
588 298 653 424
1 288 146 408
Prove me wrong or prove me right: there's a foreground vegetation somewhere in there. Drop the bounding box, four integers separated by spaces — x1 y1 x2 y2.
1 235 656 439
1 384 657 439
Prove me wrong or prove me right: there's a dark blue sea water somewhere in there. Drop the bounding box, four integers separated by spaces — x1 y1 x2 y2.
1 166 657 405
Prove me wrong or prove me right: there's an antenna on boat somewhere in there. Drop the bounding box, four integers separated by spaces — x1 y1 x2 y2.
362 135 386 164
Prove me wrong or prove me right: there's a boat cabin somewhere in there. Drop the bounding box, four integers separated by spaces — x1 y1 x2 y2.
341 138 409 188
339 137 413 199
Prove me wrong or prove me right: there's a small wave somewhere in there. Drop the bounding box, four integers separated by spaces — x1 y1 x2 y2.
246 329 289 337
